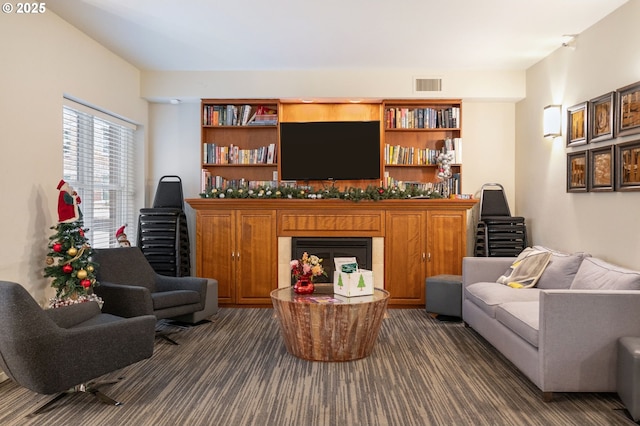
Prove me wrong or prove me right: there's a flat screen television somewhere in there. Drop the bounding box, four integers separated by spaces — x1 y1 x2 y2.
279 120 381 181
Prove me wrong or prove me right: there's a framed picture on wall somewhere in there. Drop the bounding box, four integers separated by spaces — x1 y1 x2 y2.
615 139 640 191
567 151 588 192
588 92 615 143
567 102 587 146
617 81 640 137
588 145 614 192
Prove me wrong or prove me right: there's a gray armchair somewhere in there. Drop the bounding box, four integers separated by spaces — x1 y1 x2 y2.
93 247 207 342
0 281 156 415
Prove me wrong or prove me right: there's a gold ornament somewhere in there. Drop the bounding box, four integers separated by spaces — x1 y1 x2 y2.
45 256 54 265
77 269 87 279
87 265 94 272
67 247 78 256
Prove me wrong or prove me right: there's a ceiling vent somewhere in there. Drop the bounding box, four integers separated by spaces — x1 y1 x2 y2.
414 77 443 93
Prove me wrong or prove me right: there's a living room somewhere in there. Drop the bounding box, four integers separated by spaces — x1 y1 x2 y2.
1 0 639 424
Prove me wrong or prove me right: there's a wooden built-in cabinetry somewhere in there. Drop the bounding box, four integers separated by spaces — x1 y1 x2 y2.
187 199 476 307
195 208 276 305
200 98 463 192
383 99 462 192
195 98 469 307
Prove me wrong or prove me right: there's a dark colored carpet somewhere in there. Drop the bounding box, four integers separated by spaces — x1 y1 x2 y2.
0 308 634 425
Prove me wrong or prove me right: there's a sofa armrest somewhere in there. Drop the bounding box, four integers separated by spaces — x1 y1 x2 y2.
94 281 154 318
539 290 640 391
462 256 514 288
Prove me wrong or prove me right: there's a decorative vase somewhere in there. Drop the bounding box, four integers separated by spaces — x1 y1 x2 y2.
293 275 315 295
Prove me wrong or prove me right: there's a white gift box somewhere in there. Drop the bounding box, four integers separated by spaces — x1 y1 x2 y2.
333 269 374 297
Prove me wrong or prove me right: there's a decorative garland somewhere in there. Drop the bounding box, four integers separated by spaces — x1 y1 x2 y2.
199 184 445 202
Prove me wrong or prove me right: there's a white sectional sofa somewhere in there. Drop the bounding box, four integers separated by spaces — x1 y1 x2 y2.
462 247 640 400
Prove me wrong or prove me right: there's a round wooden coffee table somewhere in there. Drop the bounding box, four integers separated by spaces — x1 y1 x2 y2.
270 284 389 361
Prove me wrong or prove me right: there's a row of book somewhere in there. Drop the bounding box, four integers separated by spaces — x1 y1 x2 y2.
203 104 278 126
385 145 445 165
203 143 276 165
383 173 461 195
384 138 462 165
201 171 277 192
385 107 460 129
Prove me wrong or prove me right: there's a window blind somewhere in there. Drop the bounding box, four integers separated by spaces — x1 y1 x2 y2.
62 103 136 248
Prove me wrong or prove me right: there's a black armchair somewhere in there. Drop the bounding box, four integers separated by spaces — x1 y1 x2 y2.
0 281 156 415
92 247 207 341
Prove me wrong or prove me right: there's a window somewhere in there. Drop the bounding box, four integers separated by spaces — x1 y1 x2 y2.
63 101 136 248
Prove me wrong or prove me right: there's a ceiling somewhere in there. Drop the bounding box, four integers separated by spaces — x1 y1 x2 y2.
47 0 627 72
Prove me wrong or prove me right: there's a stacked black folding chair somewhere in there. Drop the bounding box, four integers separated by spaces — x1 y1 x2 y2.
474 183 528 257
137 176 191 276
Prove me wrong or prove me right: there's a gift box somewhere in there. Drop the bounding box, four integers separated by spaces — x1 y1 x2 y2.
333 269 374 297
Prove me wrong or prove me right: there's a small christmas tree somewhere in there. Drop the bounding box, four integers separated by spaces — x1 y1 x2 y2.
44 180 100 307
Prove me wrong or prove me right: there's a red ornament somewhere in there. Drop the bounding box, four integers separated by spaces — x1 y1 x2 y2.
81 279 91 288
62 264 73 274
79 228 85 237
53 243 62 253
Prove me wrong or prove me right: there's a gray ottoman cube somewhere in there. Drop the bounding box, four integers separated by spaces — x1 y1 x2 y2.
618 337 640 421
425 274 462 319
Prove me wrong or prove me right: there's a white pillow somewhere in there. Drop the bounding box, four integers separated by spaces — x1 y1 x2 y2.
497 247 552 289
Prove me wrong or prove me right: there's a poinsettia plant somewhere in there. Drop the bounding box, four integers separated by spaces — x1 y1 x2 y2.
290 252 326 282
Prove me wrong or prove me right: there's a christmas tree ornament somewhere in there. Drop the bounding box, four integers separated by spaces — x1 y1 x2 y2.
62 264 73 274
87 265 94 272
67 247 78 256
79 228 84 237
45 256 54 265
81 279 91 288
76 269 87 279
53 243 62 253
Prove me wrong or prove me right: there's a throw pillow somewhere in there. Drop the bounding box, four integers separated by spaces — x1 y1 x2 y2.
497 247 552 289
570 257 640 290
533 246 590 289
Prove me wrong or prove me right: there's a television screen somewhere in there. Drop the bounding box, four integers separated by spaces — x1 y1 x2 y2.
279 121 381 181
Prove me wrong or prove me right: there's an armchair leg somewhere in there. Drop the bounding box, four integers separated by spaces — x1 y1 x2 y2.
28 378 124 417
157 332 180 345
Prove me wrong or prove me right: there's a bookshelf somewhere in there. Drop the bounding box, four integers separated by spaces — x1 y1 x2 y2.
201 99 280 191
201 99 463 194
383 99 462 195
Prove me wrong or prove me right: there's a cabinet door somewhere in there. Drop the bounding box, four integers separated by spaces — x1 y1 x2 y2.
384 211 426 305
235 210 277 304
196 210 235 305
426 210 466 277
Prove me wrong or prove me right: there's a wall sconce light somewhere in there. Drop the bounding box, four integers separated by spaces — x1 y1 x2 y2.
543 105 562 137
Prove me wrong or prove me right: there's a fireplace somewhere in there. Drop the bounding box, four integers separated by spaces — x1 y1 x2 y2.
291 237 373 284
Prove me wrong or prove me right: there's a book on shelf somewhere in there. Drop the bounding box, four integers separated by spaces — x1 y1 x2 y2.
203 143 277 165
203 104 277 126
201 171 278 191
384 106 460 129
384 144 441 165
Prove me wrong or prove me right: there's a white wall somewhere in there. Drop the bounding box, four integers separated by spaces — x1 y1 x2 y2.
0 11 148 305
516 0 640 268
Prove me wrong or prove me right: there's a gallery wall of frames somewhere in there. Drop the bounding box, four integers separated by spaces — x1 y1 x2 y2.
566 81 640 193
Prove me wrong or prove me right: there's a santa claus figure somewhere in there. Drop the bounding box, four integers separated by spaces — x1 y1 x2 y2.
57 179 82 223
116 225 131 247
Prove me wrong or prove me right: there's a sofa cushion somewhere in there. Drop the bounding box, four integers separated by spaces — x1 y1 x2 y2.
497 247 552 288
570 257 640 290
533 246 590 289
495 301 539 348
465 282 540 318
152 290 201 310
